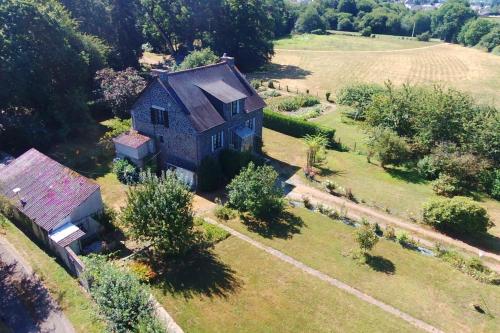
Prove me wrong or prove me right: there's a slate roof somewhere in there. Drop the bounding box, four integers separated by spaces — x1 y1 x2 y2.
113 130 152 149
0 149 100 232
154 61 266 132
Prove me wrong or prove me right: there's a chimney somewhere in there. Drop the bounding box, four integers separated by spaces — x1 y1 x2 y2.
151 68 169 80
221 53 235 67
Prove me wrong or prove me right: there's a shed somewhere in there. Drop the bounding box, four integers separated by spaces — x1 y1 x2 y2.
112 130 156 167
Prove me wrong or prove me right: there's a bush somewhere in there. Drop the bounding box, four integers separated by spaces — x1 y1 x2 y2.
384 225 396 240
416 155 439 180
422 196 492 235
398 232 418 249
268 80 275 89
214 202 237 221
337 84 385 119
361 27 372 37
277 98 301 112
296 94 320 107
490 169 500 200
227 162 285 219
218 149 263 180
355 222 379 254
83 255 156 333
263 109 335 143
436 248 500 285
367 127 411 167
200 222 230 244
478 26 500 52
128 261 157 283
176 48 219 70
197 156 223 192
251 79 261 89
112 158 139 184
432 173 464 197
416 31 431 42
325 91 331 102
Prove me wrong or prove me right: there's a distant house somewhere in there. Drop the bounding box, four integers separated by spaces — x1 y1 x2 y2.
0 149 103 270
115 54 266 187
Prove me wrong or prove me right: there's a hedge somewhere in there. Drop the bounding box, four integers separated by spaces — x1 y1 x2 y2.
263 108 335 142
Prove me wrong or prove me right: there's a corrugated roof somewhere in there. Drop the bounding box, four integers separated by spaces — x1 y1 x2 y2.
0 149 100 232
162 62 266 132
112 130 151 149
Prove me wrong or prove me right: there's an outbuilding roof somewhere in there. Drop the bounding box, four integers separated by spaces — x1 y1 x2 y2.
112 130 152 149
150 61 266 132
0 149 100 232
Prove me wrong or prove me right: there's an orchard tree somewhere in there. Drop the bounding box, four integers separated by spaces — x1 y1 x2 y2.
121 171 196 256
355 222 379 255
227 162 285 219
95 68 146 118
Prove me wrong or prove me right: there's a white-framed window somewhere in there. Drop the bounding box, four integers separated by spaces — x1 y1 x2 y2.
211 131 224 152
245 117 255 130
230 100 240 115
150 105 169 127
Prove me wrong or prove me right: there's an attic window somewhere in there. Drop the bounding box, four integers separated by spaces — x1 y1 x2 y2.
230 100 240 115
150 106 169 127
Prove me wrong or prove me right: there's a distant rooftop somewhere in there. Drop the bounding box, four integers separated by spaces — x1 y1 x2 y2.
0 148 100 231
113 130 152 149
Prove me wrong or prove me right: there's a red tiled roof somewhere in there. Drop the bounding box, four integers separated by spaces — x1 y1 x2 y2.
112 131 151 149
0 149 100 232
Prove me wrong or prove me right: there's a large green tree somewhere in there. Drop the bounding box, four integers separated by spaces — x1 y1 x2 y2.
294 4 326 33
0 0 108 153
431 0 476 42
121 171 196 256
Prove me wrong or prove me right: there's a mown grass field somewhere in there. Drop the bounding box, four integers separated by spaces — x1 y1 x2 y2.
152 235 416 333
254 33 500 107
212 207 500 333
0 217 105 333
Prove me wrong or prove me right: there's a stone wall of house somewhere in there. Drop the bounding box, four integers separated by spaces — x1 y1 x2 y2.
132 81 199 171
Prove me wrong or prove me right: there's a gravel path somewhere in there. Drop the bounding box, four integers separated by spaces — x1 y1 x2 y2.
0 236 75 333
286 174 500 272
205 218 443 333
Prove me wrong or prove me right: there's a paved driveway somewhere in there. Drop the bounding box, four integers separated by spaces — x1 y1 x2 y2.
0 237 75 333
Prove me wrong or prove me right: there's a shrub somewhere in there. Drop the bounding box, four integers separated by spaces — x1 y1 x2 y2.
355 223 379 254
490 169 500 200
299 107 322 121
296 94 320 107
263 109 335 142
325 91 331 102
268 80 275 89
422 196 492 235
337 83 385 119
384 225 396 240
324 180 337 193
251 79 261 89
197 156 223 192
83 255 156 333
432 173 464 197
398 232 418 249
227 163 285 219
302 196 313 209
367 127 411 167
112 158 139 184
361 27 372 37
277 98 301 112
416 31 431 41
436 248 500 285
218 149 263 180
214 202 237 221
199 220 230 244
416 155 439 180
128 261 157 283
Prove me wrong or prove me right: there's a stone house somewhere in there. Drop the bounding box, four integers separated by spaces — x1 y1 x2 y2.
0 149 103 271
116 55 266 187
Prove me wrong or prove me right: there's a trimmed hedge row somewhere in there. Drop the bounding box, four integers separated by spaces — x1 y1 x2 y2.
263 108 335 142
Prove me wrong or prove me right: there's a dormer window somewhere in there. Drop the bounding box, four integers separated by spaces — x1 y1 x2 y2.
150 106 169 127
230 100 240 115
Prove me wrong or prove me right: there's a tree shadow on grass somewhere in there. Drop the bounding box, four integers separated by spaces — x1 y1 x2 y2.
385 167 429 185
365 254 396 275
240 211 305 240
154 249 242 299
251 63 312 81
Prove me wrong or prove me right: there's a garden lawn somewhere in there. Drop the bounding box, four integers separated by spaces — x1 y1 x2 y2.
216 208 500 333
262 128 500 239
151 235 415 333
1 217 105 333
